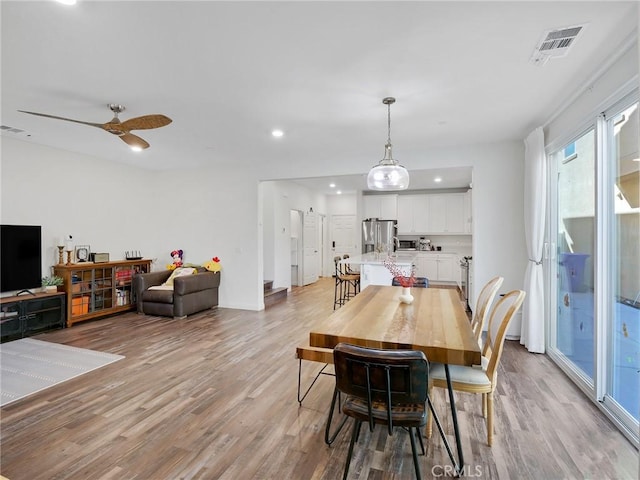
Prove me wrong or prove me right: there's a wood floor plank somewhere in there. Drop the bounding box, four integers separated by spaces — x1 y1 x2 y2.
0 278 637 479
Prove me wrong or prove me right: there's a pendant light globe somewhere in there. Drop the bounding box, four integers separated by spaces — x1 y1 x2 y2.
367 97 410 191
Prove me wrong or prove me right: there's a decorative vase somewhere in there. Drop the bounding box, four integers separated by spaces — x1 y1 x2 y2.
399 286 414 304
44 285 57 293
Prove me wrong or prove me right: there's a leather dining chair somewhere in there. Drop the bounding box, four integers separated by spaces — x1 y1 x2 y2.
426 289 526 446
333 343 435 480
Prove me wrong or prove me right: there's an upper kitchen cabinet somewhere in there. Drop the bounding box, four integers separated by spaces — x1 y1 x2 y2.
397 195 429 234
464 189 472 234
363 194 397 220
427 193 465 234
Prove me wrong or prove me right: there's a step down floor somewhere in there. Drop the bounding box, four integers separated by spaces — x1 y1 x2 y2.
264 280 287 307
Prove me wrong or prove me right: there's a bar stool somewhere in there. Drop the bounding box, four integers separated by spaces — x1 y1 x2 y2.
333 256 360 309
342 254 360 300
333 256 346 309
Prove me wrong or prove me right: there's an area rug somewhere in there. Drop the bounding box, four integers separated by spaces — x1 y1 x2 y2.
0 338 124 407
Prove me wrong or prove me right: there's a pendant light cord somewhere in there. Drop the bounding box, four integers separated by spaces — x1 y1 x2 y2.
387 102 392 145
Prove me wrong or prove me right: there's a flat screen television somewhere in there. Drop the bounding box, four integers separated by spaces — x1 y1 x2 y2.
1 224 42 294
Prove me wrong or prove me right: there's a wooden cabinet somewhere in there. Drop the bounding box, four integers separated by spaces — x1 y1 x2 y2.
54 259 151 327
363 194 397 220
397 195 428 234
415 253 457 283
1 292 65 342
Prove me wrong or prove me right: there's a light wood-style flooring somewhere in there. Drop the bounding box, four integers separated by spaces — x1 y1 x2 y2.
1 278 637 479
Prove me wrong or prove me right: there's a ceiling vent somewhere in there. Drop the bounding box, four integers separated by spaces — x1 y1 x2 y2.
530 24 586 66
0 125 25 134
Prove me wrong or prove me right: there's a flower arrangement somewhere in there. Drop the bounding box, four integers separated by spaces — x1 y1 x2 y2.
383 256 416 288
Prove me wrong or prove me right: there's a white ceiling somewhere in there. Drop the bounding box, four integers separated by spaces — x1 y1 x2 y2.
1 1 637 194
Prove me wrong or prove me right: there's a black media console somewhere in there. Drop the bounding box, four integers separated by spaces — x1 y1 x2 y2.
0 292 66 342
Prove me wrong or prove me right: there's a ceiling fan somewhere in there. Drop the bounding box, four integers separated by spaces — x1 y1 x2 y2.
18 103 172 150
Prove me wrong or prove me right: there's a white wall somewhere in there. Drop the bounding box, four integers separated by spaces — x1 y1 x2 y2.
1 137 262 310
2 136 529 319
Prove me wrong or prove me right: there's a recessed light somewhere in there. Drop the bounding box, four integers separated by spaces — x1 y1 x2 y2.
336 190 342 195
329 183 336 188
271 129 284 138
434 177 442 183
56 0 77 5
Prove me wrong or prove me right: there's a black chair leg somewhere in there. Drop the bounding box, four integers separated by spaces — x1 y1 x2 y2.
416 426 425 455
343 419 360 480
325 387 349 445
409 426 422 480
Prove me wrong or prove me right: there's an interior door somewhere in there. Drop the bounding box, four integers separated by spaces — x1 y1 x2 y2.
302 211 319 285
331 214 357 263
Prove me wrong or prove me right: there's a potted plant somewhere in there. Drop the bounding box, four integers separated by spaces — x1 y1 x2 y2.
42 275 64 293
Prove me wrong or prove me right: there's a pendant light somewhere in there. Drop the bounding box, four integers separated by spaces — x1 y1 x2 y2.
367 97 410 190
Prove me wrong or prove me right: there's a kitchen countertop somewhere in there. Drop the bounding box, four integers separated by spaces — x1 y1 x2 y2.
343 253 416 265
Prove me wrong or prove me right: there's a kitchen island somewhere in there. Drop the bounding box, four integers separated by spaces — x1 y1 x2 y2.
342 252 416 290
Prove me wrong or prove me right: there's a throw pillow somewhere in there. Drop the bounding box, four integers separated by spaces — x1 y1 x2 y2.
163 267 196 286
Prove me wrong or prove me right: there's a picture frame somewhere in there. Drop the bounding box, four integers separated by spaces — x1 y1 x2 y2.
74 245 91 263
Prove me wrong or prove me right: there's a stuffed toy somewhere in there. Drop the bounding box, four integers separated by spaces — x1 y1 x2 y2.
203 256 221 272
166 249 184 270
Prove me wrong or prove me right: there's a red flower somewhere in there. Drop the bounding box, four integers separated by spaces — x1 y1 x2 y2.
383 256 416 287
212 257 220 263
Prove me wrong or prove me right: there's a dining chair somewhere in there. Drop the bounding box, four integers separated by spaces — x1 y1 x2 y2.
392 276 429 288
426 289 526 446
470 276 504 346
333 343 433 480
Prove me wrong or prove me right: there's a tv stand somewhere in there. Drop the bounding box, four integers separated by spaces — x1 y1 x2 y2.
1 292 65 342
16 289 37 296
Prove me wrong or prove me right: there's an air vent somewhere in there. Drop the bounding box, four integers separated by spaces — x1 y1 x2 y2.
0 125 25 134
530 24 587 66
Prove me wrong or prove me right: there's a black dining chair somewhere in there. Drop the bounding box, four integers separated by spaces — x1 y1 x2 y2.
333 343 440 480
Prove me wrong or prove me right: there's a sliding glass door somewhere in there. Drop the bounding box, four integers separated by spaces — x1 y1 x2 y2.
552 129 596 383
604 100 639 423
548 92 639 442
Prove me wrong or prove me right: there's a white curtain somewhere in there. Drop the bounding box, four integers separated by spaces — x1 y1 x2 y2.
521 127 546 353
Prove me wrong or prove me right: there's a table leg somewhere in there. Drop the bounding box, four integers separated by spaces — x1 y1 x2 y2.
445 364 464 475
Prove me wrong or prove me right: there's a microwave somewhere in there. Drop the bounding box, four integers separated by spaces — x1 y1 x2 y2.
398 240 416 250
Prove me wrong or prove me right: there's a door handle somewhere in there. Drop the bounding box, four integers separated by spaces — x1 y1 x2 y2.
332 241 335 248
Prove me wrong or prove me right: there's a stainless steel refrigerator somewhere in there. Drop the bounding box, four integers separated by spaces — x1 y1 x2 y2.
362 219 398 254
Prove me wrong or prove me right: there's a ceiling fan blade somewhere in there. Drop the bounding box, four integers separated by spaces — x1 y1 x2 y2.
118 114 172 131
18 110 103 128
119 132 150 150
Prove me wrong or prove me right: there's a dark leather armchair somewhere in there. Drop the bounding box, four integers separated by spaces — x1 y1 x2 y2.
133 268 220 319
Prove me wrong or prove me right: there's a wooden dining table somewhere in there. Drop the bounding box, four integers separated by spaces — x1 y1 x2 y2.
309 285 481 472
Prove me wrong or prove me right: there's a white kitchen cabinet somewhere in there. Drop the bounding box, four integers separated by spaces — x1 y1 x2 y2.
396 195 428 234
427 193 465 233
464 189 472 234
415 253 457 283
363 194 397 220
